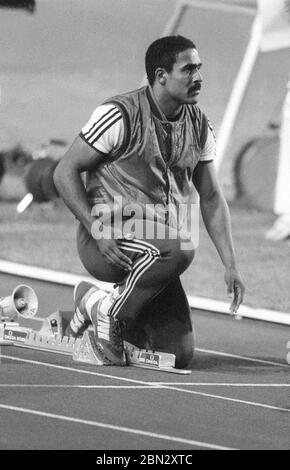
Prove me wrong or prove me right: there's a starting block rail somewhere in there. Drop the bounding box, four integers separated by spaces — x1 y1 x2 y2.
0 312 104 366
0 310 191 374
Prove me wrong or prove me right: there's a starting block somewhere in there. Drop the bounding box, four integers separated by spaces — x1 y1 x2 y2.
0 284 191 374
0 310 190 374
0 310 108 366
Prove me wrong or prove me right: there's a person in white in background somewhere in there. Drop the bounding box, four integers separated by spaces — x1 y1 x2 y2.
266 75 290 241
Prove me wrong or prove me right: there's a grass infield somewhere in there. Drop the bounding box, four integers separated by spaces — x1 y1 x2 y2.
0 199 289 313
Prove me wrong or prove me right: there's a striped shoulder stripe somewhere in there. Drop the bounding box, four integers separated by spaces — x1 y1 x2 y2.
90 114 122 146
84 107 122 142
103 100 131 158
84 107 118 138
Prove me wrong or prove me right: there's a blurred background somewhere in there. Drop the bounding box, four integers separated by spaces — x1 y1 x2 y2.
1 0 289 203
0 0 289 312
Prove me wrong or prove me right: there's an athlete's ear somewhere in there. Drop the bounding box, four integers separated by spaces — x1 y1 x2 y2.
155 68 167 85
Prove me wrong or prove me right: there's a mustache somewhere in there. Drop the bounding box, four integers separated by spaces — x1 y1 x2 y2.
189 82 202 92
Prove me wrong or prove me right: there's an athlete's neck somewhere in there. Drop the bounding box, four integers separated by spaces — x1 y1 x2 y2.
151 87 182 120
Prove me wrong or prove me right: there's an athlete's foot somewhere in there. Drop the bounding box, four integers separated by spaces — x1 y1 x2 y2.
65 281 105 337
90 297 126 366
71 281 126 365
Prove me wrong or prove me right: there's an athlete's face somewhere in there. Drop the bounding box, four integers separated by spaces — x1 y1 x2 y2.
164 48 203 105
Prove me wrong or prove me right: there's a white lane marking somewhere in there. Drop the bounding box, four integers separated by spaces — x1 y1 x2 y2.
1 354 289 414
0 403 234 450
162 385 290 413
1 383 289 388
196 348 290 368
0 384 157 389
151 383 290 387
0 354 159 387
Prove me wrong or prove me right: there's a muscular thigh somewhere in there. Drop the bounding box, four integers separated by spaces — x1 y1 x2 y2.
77 219 195 284
77 224 127 283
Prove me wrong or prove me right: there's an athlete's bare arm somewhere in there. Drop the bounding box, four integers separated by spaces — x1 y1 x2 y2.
53 136 132 271
193 161 245 312
54 136 104 232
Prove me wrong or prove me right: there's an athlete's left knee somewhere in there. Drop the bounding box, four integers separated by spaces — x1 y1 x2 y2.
179 239 195 268
169 237 195 272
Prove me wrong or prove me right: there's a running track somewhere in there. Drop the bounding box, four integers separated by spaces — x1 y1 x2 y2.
0 273 289 450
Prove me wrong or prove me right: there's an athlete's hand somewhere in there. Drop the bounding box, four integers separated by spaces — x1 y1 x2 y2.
97 238 132 272
224 268 245 314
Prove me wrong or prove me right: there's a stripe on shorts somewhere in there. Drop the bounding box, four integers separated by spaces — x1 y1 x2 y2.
109 254 156 318
119 239 160 257
109 239 160 319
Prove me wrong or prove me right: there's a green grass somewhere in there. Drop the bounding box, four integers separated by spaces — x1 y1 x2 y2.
0 199 289 312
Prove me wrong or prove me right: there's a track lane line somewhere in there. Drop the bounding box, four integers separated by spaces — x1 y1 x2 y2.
161 385 290 413
1 354 289 413
196 348 290 368
0 403 235 450
1 383 290 388
0 354 160 386
0 384 158 389
151 383 290 387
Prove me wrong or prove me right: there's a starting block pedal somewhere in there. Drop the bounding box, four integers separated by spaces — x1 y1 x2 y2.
124 341 191 375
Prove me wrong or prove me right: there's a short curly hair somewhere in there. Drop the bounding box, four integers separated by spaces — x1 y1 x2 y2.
145 35 196 86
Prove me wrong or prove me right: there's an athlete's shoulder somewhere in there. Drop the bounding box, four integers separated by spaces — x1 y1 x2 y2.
80 103 125 154
186 104 213 149
103 86 147 107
